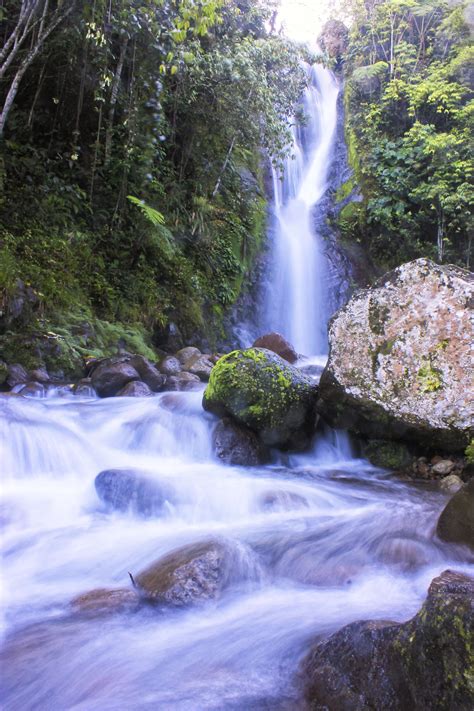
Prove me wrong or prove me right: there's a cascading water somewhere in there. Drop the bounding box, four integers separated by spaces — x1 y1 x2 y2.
1 65 473 711
264 64 339 356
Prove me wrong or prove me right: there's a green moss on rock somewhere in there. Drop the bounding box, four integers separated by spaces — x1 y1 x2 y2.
203 348 317 450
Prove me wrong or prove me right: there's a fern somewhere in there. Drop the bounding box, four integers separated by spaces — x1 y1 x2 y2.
127 195 165 226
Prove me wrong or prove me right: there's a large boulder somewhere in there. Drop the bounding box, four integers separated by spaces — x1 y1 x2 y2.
91 360 140 397
158 355 182 376
182 354 214 381
318 259 474 451
164 371 202 391
252 333 298 364
299 570 474 710
129 355 166 392
203 348 317 450
95 468 174 517
133 539 235 607
437 478 474 549
213 418 269 466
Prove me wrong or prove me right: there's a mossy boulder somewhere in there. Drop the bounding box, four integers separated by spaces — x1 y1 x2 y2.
203 348 318 450
318 259 474 451
299 569 474 710
363 439 413 471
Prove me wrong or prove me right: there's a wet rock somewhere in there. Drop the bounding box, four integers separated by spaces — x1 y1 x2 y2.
91 360 140 397
371 535 432 571
260 490 308 512
252 333 298 364
432 459 455 476
176 346 201 365
116 380 153 397
213 418 268 466
0 360 8 386
95 468 174 517
439 474 464 494
437 478 474 549
363 439 413 471
203 348 318 450
318 259 474 451
164 372 202 391
182 354 213 381
299 569 474 710
18 382 45 397
6 363 28 388
129 355 166 392
28 367 50 383
73 378 96 397
158 355 182 376
134 539 233 606
70 587 140 616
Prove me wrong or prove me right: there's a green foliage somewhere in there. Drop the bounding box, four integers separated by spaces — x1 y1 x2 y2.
465 440 474 464
340 0 473 269
0 1 306 358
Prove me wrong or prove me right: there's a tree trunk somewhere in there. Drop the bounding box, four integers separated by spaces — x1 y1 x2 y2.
104 36 129 166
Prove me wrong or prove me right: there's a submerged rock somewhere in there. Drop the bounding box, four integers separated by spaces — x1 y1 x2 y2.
91 360 140 397
299 569 474 710
134 539 234 606
252 333 298 364
437 478 474 549
203 348 317 450
95 468 174 517
213 418 268 466
318 259 474 451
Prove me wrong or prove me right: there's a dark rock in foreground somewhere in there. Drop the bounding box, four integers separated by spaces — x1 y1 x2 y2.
91 360 140 397
299 569 474 710
213 418 269 466
95 468 174 517
317 259 474 451
116 380 153 397
437 478 474 550
203 348 317 450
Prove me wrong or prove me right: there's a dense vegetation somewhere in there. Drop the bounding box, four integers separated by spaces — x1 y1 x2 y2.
335 0 473 270
0 0 305 373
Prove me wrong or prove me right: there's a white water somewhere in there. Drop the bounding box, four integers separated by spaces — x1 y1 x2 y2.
264 64 339 355
1 391 473 709
1 64 473 710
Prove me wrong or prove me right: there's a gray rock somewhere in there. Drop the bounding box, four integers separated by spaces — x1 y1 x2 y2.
6 363 28 388
95 468 174 517
437 478 474 549
182 354 213 381
176 347 201 365
317 259 474 451
129 355 166 392
439 474 464 494
432 459 455 476
73 378 96 397
28 368 50 383
134 540 233 606
213 418 268 466
299 570 474 710
158 355 182 376
91 360 140 397
116 380 153 397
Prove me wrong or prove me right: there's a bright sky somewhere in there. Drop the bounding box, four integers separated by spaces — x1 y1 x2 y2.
278 0 335 43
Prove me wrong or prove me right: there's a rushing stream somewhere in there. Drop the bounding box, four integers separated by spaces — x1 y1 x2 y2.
1 64 473 711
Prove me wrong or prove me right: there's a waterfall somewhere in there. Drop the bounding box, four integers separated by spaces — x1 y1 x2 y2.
264 63 339 355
